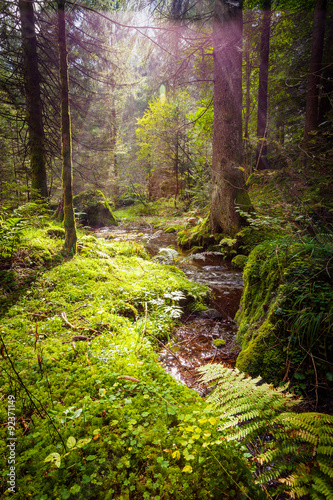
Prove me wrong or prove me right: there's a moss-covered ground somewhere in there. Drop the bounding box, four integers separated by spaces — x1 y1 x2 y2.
0 214 263 500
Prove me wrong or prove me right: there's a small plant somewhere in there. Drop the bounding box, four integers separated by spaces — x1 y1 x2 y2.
0 211 25 262
199 364 333 499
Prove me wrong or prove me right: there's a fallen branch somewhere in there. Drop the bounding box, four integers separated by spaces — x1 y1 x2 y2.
62 335 92 343
118 375 141 383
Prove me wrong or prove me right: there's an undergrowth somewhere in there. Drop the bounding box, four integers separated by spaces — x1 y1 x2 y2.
199 365 333 500
235 237 333 403
0 215 263 500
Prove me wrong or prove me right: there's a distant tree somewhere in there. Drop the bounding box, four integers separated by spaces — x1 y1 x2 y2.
18 0 48 200
303 0 327 149
256 0 271 170
57 0 77 256
136 89 192 201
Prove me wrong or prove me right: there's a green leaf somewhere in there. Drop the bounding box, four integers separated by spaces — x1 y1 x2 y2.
44 452 61 468
70 484 81 494
76 438 92 448
72 408 83 419
67 436 77 449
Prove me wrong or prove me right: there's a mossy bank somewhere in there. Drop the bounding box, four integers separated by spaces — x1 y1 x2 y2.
236 237 333 402
0 216 263 500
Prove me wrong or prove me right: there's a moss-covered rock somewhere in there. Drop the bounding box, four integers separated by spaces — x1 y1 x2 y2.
213 338 226 347
74 189 118 227
231 254 248 269
236 238 333 395
46 227 65 239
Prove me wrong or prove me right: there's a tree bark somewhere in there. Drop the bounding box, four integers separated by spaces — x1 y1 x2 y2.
18 0 48 200
256 0 271 170
303 0 327 148
210 0 248 235
57 0 77 256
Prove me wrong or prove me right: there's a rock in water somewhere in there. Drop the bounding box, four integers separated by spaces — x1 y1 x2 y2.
199 308 223 320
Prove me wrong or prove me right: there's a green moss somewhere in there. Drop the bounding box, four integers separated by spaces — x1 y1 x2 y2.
236 238 333 392
213 338 226 347
231 254 248 269
0 227 263 499
46 227 65 239
74 189 118 227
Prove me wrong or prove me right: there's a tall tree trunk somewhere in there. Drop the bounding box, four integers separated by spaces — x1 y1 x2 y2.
18 0 48 200
243 20 253 176
256 0 271 170
210 0 248 235
303 0 327 148
57 0 77 256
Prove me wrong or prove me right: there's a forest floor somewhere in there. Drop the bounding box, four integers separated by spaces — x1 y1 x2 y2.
1 203 332 499
0 210 263 500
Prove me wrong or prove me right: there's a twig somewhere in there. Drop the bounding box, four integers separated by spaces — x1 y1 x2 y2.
137 303 148 354
28 312 49 318
118 375 141 383
310 353 319 411
62 335 92 343
282 360 291 383
60 312 99 334
71 304 89 312
71 342 78 357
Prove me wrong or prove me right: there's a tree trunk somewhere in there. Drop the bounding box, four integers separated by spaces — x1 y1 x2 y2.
210 0 248 235
256 0 272 170
303 0 327 148
57 0 77 256
18 0 48 200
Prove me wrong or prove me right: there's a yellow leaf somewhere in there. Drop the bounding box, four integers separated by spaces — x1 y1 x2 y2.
208 417 218 426
172 450 181 460
199 418 207 425
66 436 76 449
182 465 193 473
44 452 61 468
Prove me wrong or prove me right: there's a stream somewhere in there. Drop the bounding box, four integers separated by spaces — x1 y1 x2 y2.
94 223 243 396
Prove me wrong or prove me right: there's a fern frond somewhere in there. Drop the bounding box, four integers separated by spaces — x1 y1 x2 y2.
312 475 333 500
318 457 333 478
199 364 333 499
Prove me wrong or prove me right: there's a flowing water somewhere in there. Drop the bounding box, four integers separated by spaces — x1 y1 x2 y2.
94 223 243 396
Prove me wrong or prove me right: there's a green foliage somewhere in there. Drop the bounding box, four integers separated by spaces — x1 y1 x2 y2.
212 338 225 347
0 212 25 262
231 254 248 269
199 364 333 499
177 214 211 249
235 238 333 395
0 226 263 499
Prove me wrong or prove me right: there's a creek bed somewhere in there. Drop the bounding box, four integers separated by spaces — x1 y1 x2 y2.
94 223 243 396
160 254 243 396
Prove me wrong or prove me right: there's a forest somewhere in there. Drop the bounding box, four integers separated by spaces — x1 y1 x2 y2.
0 0 333 498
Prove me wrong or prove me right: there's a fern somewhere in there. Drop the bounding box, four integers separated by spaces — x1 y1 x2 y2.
198 364 333 499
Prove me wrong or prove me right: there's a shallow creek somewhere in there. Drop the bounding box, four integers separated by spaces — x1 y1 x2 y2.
94 223 243 396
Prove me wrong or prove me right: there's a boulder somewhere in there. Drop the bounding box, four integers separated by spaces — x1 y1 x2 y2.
73 189 118 228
